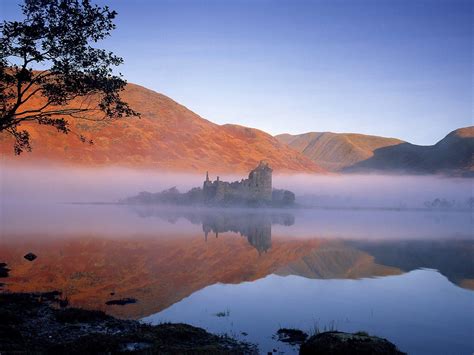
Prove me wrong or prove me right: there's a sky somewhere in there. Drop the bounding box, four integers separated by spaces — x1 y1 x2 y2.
1 0 472 145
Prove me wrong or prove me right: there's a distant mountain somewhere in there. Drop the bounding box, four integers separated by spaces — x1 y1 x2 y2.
276 127 474 175
276 132 403 171
0 83 324 174
343 127 473 175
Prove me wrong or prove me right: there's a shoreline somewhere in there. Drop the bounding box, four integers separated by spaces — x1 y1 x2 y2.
0 290 405 354
0 291 257 354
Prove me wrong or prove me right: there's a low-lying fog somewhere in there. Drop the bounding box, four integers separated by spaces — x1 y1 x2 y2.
1 163 472 241
1 163 472 209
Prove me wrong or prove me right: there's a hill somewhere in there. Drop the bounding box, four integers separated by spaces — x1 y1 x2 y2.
343 127 474 175
276 127 474 175
0 83 324 174
276 132 403 171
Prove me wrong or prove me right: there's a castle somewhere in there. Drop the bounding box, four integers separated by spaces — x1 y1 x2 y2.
123 160 295 206
202 160 273 203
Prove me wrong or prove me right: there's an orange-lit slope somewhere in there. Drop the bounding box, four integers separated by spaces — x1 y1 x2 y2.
0 83 324 174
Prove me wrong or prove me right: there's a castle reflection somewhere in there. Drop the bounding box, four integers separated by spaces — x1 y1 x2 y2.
201 212 294 254
130 206 295 255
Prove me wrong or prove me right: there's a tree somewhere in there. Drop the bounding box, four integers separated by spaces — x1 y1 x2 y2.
0 0 139 154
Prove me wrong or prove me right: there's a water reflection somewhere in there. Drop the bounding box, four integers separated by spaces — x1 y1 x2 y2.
0 204 473 353
130 206 295 254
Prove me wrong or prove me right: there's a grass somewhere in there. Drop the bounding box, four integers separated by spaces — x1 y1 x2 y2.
309 320 338 336
214 308 230 317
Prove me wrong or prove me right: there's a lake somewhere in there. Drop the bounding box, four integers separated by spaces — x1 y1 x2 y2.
1 203 473 354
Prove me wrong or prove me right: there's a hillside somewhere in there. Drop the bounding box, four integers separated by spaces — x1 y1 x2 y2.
276 128 474 175
276 132 403 171
0 83 324 174
343 127 474 175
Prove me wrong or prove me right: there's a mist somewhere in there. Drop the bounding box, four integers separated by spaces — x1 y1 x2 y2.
274 173 473 209
1 163 472 209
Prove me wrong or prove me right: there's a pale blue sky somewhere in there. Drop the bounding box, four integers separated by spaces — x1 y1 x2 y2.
1 0 472 144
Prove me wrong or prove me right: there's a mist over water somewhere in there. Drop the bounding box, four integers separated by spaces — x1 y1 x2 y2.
274 173 473 208
1 163 472 240
1 163 472 209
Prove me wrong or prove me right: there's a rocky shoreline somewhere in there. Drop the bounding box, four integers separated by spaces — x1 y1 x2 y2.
0 292 257 354
0 291 406 354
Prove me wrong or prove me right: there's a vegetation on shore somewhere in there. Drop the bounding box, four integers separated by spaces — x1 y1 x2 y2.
0 291 256 353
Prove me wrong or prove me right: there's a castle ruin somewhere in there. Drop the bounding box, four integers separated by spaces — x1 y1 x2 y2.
203 160 273 203
123 160 295 206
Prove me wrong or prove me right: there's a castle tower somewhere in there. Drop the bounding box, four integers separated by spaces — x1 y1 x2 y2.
248 160 273 201
203 171 213 200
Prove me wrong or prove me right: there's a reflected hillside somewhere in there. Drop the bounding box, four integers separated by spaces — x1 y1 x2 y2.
276 238 474 290
0 233 321 319
348 239 474 290
276 242 402 279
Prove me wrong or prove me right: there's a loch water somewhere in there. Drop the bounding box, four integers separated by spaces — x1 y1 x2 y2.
1 203 473 354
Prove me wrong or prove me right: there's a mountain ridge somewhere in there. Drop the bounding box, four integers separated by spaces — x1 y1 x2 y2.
1 80 471 175
276 127 473 175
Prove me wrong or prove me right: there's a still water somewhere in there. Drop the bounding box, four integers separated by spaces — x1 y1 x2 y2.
1 203 473 354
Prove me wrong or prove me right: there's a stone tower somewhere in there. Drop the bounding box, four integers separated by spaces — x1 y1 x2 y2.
248 160 273 201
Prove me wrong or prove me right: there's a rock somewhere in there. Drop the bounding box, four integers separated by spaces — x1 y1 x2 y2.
276 328 308 345
0 263 9 278
299 331 405 355
105 297 137 306
24 253 37 261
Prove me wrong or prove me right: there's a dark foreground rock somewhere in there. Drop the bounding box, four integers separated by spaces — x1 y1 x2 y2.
106 297 138 305
0 292 256 354
0 263 9 278
23 252 37 261
276 328 308 345
299 331 405 355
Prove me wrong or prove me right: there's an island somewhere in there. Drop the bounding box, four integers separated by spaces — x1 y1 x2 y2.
122 161 296 207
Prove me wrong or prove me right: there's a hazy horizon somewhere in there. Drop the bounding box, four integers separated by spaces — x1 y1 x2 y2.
2 163 471 208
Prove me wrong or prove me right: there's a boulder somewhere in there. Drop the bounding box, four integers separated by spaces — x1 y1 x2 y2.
299 331 405 355
276 328 308 345
0 263 9 278
23 253 37 262
105 297 137 306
